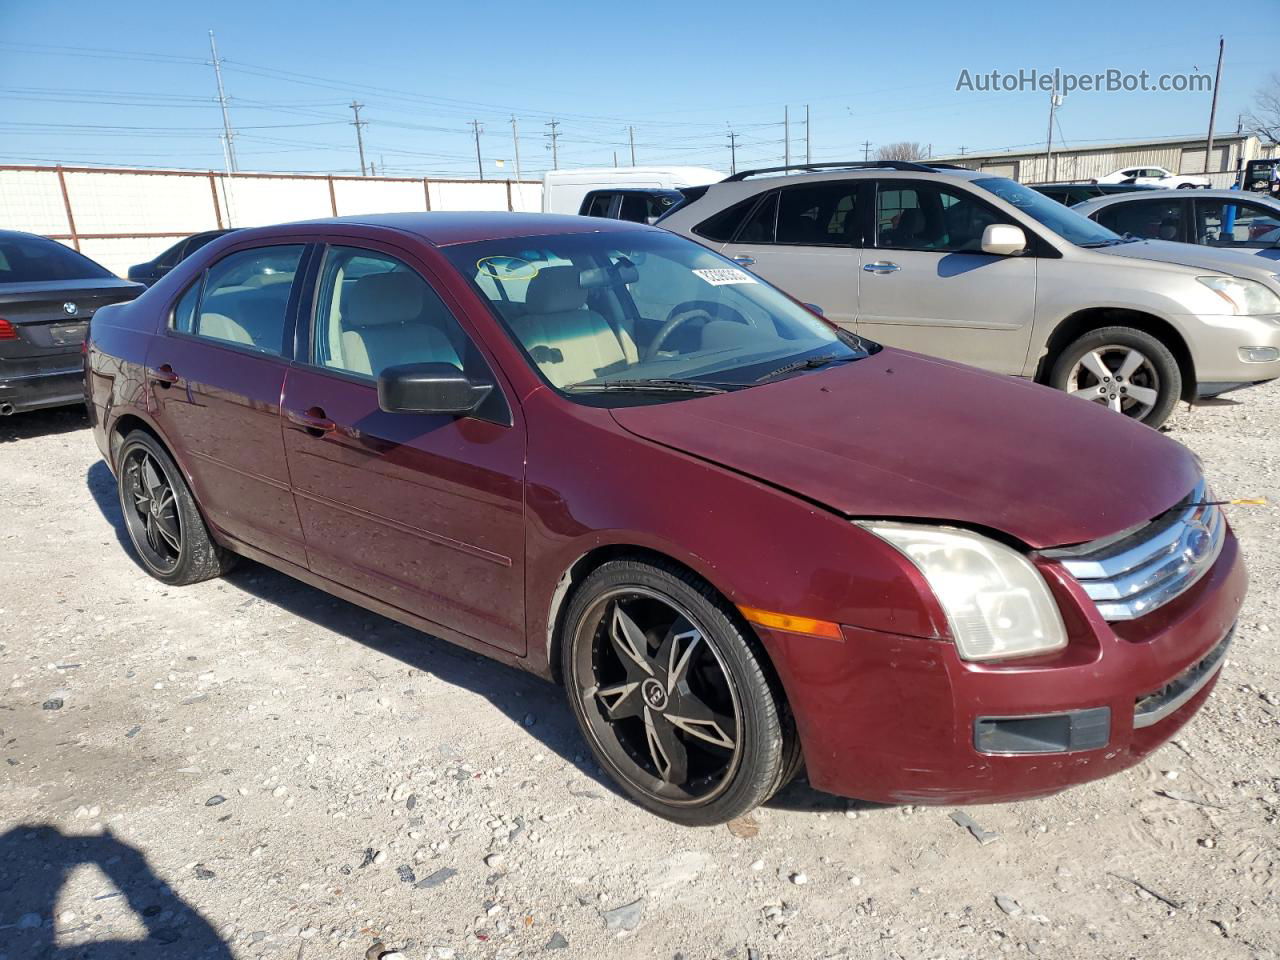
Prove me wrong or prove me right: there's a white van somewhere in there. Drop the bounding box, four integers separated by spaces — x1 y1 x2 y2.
541 166 724 221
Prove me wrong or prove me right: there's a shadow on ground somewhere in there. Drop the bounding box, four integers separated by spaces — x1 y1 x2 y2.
0 405 88 443
0 825 232 957
84 460 860 818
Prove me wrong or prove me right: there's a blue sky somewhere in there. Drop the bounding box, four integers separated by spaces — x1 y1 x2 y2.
2 0 1278 178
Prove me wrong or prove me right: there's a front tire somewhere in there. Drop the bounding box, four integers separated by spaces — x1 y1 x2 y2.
116 430 236 585
561 559 796 825
1049 326 1181 428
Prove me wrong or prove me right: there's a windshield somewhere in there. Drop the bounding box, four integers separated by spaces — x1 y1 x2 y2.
973 177 1127 247
0 234 115 283
444 230 876 400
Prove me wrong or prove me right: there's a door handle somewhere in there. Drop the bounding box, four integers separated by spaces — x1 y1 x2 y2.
732 255 756 267
148 363 179 386
286 406 336 437
863 261 900 274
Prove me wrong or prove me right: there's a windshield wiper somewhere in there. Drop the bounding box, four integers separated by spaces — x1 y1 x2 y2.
755 353 860 383
1080 235 1140 248
566 378 730 395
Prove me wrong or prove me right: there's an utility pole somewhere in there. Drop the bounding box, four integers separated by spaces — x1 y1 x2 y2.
629 125 636 166
804 104 811 165
349 101 368 176
544 118 560 170
784 105 790 166
510 115 522 183
208 31 237 173
1205 36 1225 175
862 140 871 161
470 119 484 180
1044 79 1063 182
726 128 738 175
613 151 618 167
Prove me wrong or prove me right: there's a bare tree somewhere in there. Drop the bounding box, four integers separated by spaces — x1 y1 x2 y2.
1244 74 1280 144
875 141 929 161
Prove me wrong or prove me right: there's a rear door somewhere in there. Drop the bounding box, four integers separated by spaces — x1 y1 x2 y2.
855 178 1036 374
280 240 527 654
146 240 310 566
718 181 863 329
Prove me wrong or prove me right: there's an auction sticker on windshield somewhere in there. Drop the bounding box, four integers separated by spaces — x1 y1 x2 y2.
693 267 758 286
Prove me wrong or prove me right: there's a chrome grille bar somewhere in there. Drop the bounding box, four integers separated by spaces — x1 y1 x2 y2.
1045 480 1225 622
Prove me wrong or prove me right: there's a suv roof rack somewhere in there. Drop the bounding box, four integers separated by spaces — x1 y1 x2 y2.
722 160 948 181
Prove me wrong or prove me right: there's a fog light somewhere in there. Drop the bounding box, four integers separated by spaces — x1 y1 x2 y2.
1239 346 1280 362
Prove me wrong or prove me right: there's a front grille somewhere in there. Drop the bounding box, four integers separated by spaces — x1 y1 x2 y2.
1134 625 1233 728
1043 480 1225 621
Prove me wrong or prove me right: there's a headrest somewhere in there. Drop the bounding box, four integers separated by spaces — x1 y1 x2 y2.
525 265 588 314
897 209 925 232
579 262 640 288
346 271 424 327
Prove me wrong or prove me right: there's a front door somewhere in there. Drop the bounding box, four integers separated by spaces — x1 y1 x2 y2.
146 242 309 566
718 181 862 330
855 179 1037 375
280 242 527 654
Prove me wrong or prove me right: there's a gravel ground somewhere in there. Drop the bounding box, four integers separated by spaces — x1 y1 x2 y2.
1 386 1278 960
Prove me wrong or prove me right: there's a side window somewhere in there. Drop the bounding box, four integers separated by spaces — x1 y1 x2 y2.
618 193 650 223
775 183 860 246
736 192 778 243
1096 199 1185 241
313 246 473 380
875 182 1006 252
194 245 303 353
582 192 615 218
1194 199 1280 246
693 194 766 243
171 278 201 334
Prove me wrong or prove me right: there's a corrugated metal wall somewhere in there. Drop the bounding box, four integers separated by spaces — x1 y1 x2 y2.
0 165 543 275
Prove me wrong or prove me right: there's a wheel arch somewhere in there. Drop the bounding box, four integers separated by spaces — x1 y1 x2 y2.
1035 307 1196 401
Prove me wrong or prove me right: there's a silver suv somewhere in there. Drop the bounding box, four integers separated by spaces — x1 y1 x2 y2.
659 161 1280 427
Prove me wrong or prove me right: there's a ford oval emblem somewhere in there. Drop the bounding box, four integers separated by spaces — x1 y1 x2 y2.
63 302 78 316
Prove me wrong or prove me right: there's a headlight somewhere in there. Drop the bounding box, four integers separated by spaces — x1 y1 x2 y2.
1197 276 1280 315
856 522 1067 662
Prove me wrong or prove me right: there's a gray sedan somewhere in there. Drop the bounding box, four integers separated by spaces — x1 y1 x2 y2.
1073 189 1280 261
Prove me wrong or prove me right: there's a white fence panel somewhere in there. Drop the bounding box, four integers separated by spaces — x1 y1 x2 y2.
219 176 332 227
66 171 218 235
508 181 543 212
334 177 426 216
0 169 71 235
78 237 182 275
429 180 510 211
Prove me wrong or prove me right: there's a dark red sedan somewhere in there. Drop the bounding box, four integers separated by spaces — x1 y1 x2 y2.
86 213 1245 825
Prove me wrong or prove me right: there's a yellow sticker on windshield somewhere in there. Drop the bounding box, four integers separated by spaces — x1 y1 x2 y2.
477 256 539 280
693 267 757 286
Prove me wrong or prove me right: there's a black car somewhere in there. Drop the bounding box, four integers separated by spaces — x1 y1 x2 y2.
579 188 684 223
1032 182 1163 206
0 230 143 416
127 229 238 286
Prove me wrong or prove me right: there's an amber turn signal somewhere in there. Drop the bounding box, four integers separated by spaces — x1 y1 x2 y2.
737 605 843 640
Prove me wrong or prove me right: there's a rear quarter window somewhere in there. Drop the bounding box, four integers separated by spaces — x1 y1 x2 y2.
693 195 765 243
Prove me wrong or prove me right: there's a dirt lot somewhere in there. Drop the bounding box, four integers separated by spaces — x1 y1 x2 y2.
1 387 1278 960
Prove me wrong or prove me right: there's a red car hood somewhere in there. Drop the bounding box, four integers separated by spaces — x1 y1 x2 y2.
610 350 1200 549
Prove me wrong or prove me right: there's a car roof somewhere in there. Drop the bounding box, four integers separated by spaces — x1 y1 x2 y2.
233 211 656 248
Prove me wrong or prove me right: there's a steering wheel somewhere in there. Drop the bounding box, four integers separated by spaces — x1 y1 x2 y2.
644 300 750 361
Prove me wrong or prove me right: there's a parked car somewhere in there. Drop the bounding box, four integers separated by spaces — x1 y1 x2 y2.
542 166 722 216
1096 165 1210 189
657 160 1280 427
1032 182 1163 206
1241 158 1280 196
579 187 684 223
1072 190 1280 260
0 230 142 416
87 212 1244 824
127 229 238 287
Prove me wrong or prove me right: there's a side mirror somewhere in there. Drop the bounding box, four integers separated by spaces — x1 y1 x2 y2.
377 362 492 416
981 224 1027 256
803 302 825 316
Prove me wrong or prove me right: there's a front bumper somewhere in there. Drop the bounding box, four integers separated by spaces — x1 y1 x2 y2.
0 365 86 414
759 531 1246 805
1177 312 1280 387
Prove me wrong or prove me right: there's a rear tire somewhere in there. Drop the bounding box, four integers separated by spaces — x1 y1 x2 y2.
561 558 797 825
116 430 236 585
1049 326 1181 428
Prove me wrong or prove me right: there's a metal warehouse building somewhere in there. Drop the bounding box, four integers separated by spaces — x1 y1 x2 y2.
937 133 1278 187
